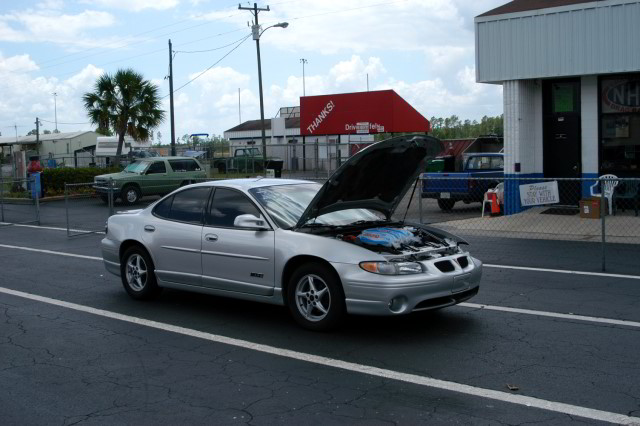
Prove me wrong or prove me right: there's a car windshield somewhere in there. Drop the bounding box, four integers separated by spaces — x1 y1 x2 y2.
124 161 149 173
250 183 383 229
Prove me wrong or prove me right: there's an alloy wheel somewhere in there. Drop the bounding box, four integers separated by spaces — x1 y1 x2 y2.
295 274 331 322
126 254 147 291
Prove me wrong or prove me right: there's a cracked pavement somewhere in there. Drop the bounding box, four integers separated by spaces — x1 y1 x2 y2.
0 226 639 425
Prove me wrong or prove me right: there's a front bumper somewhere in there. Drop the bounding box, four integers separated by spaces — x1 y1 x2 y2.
332 254 482 316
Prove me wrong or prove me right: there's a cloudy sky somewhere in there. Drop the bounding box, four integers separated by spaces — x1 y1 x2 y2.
0 0 506 143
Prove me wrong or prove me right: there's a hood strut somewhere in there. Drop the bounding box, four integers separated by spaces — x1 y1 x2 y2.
402 177 419 223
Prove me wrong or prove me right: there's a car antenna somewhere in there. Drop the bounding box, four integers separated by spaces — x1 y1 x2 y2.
402 178 420 224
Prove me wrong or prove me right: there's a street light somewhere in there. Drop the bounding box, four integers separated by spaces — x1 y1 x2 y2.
252 21 288 161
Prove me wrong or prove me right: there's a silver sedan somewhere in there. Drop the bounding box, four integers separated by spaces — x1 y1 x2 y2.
101 136 482 330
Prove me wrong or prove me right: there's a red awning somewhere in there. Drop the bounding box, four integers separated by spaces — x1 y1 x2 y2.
300 90 430 136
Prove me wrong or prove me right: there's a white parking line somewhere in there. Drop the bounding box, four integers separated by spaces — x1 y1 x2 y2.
0 286 636 425
0 222 105 234
459 303 640 328
1 243 639 329
0 243 102 261
4 223 639 281
485 264 640 280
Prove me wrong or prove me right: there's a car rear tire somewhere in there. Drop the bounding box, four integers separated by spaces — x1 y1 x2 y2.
121 185 141 205
437 199 456 211
120 246 161 300
287 263 345 331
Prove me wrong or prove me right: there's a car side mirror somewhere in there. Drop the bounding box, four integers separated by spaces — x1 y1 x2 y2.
233 214 269 230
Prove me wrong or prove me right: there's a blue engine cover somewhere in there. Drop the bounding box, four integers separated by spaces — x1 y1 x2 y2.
356 227 414 247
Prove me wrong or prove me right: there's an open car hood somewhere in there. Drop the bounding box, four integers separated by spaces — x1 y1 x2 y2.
295 134 443 228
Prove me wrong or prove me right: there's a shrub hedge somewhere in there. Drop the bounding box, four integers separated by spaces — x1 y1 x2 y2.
41 167 120 195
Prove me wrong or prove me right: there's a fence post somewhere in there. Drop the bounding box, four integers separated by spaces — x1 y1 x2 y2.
65 183 70 237
109 177 114 217
34 178 40 225
0 174 4 223
601 179 606 272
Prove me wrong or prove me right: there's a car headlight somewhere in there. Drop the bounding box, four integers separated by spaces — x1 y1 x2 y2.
359 261 423 275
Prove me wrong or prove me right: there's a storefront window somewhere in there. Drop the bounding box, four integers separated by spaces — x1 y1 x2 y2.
600 76 640 176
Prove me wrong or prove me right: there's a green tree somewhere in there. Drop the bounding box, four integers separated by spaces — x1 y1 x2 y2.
83 68 165 162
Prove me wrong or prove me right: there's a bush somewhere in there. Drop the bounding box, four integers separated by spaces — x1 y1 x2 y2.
41 167 120 196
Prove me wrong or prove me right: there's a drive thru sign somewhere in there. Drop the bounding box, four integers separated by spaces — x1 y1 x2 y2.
300 90 431 136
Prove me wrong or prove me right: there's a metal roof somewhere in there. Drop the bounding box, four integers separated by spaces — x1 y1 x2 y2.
225 117 301 133
478 0 596 17
0 131 96 145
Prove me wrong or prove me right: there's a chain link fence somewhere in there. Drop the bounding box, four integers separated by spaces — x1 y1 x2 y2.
64 181 116 237
3 170 638 273
0 175 40 227
411 176 639 272
209 142 365 180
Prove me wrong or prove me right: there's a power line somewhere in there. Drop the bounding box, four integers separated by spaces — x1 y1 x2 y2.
48 28 246 80
174 35 249 54
36 15 243 72
163 34 252 99
39 118 90 125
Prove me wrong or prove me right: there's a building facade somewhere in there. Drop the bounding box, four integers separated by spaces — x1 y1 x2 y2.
476 0 640 212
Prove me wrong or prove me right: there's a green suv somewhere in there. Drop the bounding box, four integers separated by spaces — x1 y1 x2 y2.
94 156 207 205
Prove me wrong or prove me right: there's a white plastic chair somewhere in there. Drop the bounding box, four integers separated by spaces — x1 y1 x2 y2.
590 174 619 215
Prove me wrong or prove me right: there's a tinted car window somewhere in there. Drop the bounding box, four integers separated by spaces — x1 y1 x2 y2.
153 195 173 219
168 159 200 172
147 161 166 174
166 187 210 224
168 160 186 172
207 188 261 228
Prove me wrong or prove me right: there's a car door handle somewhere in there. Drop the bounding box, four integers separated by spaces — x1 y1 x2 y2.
205 234 218 242
144 225 155 232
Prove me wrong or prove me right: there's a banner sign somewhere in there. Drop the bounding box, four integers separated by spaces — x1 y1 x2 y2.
519 181 559 207
300 90 430 136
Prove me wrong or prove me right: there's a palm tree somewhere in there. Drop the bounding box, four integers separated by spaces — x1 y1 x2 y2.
83 69 165 163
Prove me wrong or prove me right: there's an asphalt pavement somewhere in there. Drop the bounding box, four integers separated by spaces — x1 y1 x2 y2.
1 225 639 425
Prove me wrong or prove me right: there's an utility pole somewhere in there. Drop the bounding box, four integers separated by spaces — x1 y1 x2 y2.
238 88 241 124
168 39 176 156
52 92 58 132
300 58 308 96
239 2 270 161
35 117 40 147
300 58 308 171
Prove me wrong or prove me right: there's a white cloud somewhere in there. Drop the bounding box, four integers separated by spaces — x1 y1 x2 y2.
79 0 180 12
0 53 38 73
36 0 65 10
0 54 105 133
0 8 124 49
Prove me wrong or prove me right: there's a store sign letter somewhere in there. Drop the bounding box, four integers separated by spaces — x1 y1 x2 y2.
519 181 559 207
306 100 335 134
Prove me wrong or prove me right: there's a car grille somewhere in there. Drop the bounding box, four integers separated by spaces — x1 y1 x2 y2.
434 260 455 273
457 256 469 268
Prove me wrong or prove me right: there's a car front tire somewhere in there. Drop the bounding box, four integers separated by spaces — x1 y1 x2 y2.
121 185 141 205
287 263 345 331
120 246 161 300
